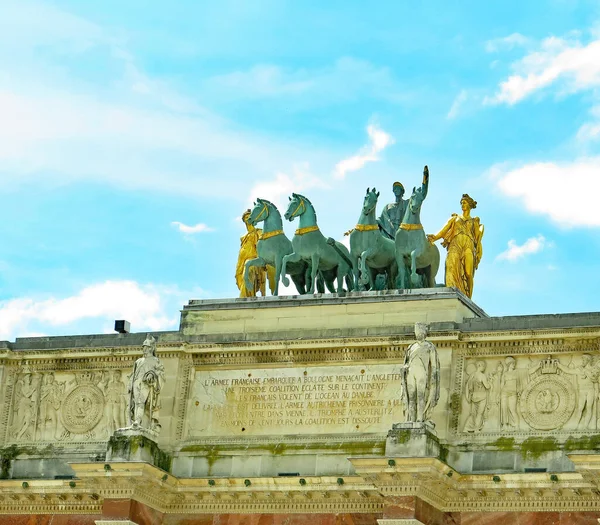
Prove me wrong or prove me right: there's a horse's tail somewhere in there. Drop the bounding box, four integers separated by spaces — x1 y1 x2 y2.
344 273 353 291
326 237 353 268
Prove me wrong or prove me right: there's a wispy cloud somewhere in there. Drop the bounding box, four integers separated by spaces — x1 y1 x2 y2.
485 33 600 105
248 163 328 212
205 58 411 105
0 280 200 341
171 222 214 234
0 0 329 201
493 157 600 227
496 235 548 261
485 33 530 53
447 90 468 119
334 125 394 180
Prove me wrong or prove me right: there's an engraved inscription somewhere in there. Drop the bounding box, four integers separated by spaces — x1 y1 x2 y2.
187 365 404 437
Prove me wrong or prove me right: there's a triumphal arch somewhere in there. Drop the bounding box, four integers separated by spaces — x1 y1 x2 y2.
1 172 600 524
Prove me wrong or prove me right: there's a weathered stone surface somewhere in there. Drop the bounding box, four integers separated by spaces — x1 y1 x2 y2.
106 431 171 471
0 291 598 522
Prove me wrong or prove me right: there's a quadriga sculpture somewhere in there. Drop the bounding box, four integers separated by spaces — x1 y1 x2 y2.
349 187 397 290
244 198 312 295
281 193 354 294
395 166 440 289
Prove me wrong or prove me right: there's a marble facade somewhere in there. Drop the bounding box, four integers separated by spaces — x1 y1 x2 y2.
0 289 600 524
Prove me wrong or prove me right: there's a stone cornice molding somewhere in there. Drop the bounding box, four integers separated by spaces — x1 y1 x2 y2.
0 459 599 515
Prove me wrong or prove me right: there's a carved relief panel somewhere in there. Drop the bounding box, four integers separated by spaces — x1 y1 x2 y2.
4 364 129 444
456 353 598 435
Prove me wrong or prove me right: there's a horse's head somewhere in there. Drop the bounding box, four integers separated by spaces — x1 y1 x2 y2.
248 198 270 226
408 185 426 215
284 193 306 222
362 187 380 215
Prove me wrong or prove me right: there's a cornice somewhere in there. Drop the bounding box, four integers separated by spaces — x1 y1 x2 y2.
0 458 600 515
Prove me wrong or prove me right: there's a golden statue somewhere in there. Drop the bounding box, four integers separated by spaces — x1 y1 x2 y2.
235 209 275 297
427 194 484 298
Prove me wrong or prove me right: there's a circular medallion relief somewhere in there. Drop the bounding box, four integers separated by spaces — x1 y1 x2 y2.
519 375 575 430
62 384 105 434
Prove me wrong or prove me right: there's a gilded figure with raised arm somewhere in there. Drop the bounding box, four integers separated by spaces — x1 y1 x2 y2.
236 209 275 297
427 194 484 298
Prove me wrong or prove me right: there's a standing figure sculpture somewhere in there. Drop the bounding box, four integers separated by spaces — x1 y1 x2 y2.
401 323 440 423
236 209 275 297
104 370 126 436
395 166 440 289
427 194 484 298
39 373 65 440
499 357 520 430
379 181 408 240
281 193 354 294
463 361 492 432
13 373 40 440
127 335 165 433
349 187 397 290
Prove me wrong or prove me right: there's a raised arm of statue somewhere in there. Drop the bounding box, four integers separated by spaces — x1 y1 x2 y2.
427 215 455 244
421 165 429 199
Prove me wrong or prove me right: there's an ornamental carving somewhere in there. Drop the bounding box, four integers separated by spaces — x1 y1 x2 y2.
519 371 575 430
61 384 105 435
458 354 599 434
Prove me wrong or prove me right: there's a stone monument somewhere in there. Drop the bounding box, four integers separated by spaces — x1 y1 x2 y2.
386 322 441 458
106 334 170 469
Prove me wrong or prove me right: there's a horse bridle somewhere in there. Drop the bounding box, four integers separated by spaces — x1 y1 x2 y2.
254 202 269 223
290 196 305 219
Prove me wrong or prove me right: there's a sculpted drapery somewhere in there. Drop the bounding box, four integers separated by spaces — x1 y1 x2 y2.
128 334 165 433
235 209 275 297
428 194 483 298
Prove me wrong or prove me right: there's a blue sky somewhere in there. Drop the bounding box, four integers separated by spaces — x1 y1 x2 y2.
1 0 600 340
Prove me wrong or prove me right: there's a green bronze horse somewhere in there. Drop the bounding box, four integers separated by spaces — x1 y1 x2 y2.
281 193 354 294
395 166 440 289
245 198 312 295
349 187 397 290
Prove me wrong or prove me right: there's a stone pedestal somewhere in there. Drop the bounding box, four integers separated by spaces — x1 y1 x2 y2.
106 428 171 471
385 422 440 458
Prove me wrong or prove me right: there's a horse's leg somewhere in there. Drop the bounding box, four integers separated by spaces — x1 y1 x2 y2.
410 248 422 288
309 253 320 294
360 248 376 288
388 260 398 290
273 256 282 296
396 252 407 289
281 253 301 287
351 254 361 291
244 257 265 293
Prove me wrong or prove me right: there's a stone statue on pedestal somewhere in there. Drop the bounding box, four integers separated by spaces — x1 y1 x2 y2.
401 322 440 423
127 334 165 434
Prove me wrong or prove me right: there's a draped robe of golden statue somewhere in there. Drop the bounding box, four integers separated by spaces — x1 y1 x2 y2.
235 210 275 297
427 194 483 299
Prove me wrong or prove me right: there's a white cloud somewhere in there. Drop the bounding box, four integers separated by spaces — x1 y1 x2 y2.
447 90 468 119
486 34 600 105
496 235 547 261
171 222 214 234
0 280 200 341
334 125 394 179
248 163 328 212
485 33 530 53
494 157 600 227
